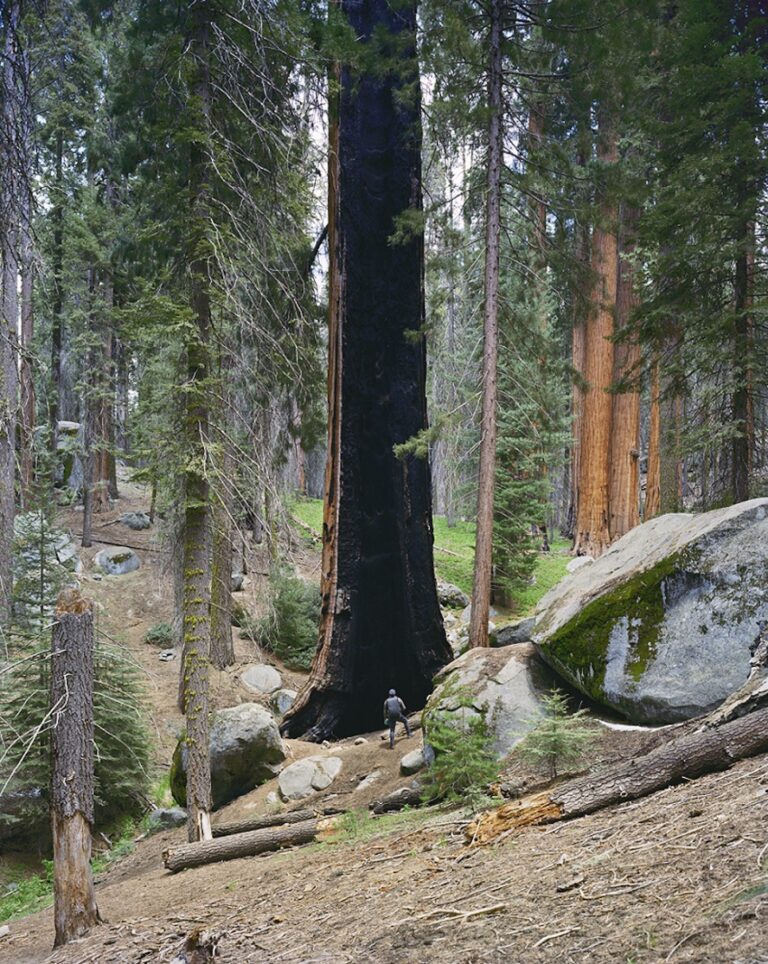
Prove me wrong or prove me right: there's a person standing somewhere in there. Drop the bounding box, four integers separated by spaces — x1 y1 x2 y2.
383 689 411 749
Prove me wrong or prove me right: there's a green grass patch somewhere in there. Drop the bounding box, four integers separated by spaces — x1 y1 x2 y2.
0 862 54 923
332 805 441 845
288 499 570 614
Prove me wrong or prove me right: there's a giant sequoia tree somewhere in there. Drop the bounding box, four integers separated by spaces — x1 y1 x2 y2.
282 0 451 741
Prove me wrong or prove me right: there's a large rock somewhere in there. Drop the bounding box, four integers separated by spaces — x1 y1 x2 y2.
424 645 551 756
94 545 140 575
170 703 286 809
534 500 768 724
278 755 343 801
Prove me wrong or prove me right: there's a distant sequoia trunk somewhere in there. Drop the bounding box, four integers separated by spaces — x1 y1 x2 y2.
281 0 450 741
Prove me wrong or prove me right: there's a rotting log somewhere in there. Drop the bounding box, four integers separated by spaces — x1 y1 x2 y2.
51 589 101 947
163 817 339 873
211 809 315 838
467 705 768 846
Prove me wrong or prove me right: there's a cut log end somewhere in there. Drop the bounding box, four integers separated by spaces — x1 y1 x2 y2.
55 588 92 616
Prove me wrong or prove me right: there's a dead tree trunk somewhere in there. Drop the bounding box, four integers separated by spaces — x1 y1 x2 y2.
212 808 315 838
469 0 503 649
281 0 450 740
467 705 768 846
163 817 338 873
51 590 101 947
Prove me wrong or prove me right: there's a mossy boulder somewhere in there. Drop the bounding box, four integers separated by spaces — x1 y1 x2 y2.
170 703 286 809
534 500 768 723
424 645 554 756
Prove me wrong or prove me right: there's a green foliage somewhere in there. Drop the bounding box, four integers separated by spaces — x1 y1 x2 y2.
253 568 320 670
0 861 54 924
517 690 595 779
1 514 152 842
144 622 173 647
420 683 500 808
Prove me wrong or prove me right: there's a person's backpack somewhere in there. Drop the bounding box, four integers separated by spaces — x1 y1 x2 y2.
385 696 402 717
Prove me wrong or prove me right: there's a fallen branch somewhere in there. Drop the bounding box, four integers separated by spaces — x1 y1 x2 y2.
370 782 423 814
211 809 315 838
163 817 339 873
467 706 768 845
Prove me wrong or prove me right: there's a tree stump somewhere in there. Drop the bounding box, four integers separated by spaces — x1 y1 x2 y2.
51 589 101 947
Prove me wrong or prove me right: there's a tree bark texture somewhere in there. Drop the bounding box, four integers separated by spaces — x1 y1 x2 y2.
178 3 214 843
0 0 21 625
212 808 315 838
644 354 661 519
609 202 641 540
281 0 450 740
51 590 101 947
732 240 750 502
18 31 34 506
210 477 234 670
163 817 339 873
574 117 617 557
467 705 768 846
469 0 503 649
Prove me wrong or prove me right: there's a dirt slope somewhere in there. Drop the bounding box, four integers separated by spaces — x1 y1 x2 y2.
3 749 767 963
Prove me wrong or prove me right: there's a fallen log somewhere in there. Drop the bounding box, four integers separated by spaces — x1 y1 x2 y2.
211 809 315 838
370 782 423 814
163 817 339 873
467 705 768 846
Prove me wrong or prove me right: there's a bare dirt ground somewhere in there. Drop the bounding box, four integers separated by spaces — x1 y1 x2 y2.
2 478 767 962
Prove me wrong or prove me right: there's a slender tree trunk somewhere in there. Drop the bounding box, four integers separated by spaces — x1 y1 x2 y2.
574 116 618 557
0 0 21 623
469 0 503 649
18 36 34 506
281 0 450 740
609 202 641 540
645 353 661 519
732 237 750 503
81 264 97 550
51 590 101 947
178 3 214 843
49 128 64 459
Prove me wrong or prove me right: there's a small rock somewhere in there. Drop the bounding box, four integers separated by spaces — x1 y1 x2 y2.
279 755 343 801
158 649 176 661
400 747 426 776
460 603 499 625
241 664 282 695
271 688 297 716
146 807 187 832
92 573 102 581
354 737 367 746
437 581 470 609
94 545 140 576
354 770 383 792
266 791 281 811
494 616 536 647
0 924 9 939
120 511 152 531
311 757 343 791
231 572 245 593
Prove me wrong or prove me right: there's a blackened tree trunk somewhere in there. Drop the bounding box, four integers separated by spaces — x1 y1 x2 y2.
51 590 101 947
469 0 503 650
281 0 450 741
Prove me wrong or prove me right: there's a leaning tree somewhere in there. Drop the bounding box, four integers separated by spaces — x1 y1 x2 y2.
282 0 451 741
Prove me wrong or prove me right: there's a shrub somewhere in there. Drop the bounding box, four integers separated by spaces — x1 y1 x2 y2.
144 622 173 647
253 568 320 670
420 682 500 808
517 689 594 779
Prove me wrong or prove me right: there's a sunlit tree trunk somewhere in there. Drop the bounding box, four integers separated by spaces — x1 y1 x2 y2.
609 202 640 539
574 116 617 557
645 354 661 519
469 0 503 648
282 0 450 740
